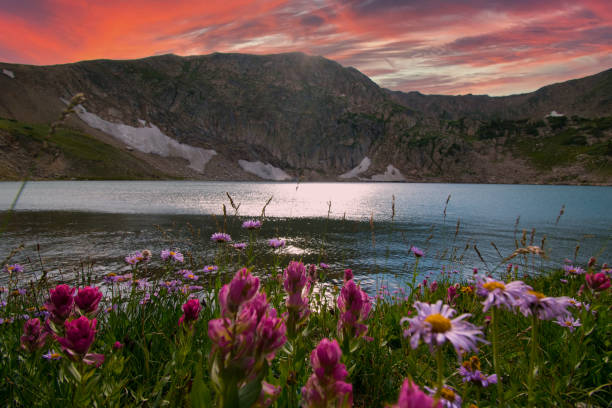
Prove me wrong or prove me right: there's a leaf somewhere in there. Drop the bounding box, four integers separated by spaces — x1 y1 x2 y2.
67 362 82 383
190 352 212 408
238 366 266 407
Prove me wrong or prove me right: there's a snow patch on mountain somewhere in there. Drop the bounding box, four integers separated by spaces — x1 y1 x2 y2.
73 104 216 173
238 160 291 181
2 69 14 79
339 157 371 179
371 165 406 181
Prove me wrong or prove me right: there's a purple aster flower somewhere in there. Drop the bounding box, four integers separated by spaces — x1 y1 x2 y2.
563 265 585 275
410 246 424 258
0 301 6 308
476 277 531 312
389 379 441 408
125 252 145 265
555 315 581 332
242 220 262 229
42 350 62 360
202 265 219 273
182 271 200 281
458 356 497 387
268 238 286 248
17 288 26 296
319 262 329 269
161 249 184 263
425 386 462 408
4 264 24 275
139 292 150 305
401 300 487 355
211 232 232 243
132 278 151 290
233 243 247 250
518 291 571 320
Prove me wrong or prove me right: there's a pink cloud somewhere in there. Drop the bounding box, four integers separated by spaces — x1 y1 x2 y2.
0 0 610 95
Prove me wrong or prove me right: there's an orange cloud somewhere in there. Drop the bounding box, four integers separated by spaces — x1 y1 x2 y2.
0 0 610 95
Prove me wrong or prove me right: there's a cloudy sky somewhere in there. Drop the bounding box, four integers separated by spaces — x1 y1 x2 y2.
1 0 611 95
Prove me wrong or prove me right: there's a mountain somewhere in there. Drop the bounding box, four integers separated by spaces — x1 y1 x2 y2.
0 53 610 184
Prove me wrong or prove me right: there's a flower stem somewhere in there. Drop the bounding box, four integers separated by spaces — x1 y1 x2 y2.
436 346 445 397
492 308 504 406
409 258 420 302
527 313 538 408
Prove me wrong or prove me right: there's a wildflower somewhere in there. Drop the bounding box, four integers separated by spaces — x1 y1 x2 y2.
161 249 184 263
56 316 104 366
447 285 459 304
401 300 487 355
560 279 568 284
178 298 202 328
425 386 462 408
75 286 103 315
233 243 247 250
344 269 354 282
139 292 151 305
460 285 474 295
255 381 281 408
388 379 441 408
125 251 145 265
518 291 571 320
45 284 75 323
242 220 262 229
0 301 6 308
476 277 531 312
585 272 610 291
160 280 180 292
113 341 123 350
301 338 353 408
411 246 424 258
319 262 329 269
459 356 497 387
268 238 286 248
42 350 62 360
283 261 311 337
4 264 24 275
20 318 47 352
555 315 581 332
141 249 152 261
104 273 120 283
219 268 260 317
203 265 219 273
16 288 26 296
429 281 439 292
182 271 199 281
567 298 583 308
211 232 231 243
337 279 372 341
563 265 585 275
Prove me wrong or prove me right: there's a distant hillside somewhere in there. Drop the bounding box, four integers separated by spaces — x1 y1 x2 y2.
0 53 610 184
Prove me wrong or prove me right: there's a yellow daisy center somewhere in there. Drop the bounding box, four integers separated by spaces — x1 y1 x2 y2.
483 281 506 291
460 286 473 294
564 321 572 326
527 290 546 299
51 353 60 359
170 251 176 256
425 313 452 333
107 272 117 277
441 388 456 401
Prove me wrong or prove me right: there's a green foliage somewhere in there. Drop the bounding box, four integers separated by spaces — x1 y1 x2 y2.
0 117 167 180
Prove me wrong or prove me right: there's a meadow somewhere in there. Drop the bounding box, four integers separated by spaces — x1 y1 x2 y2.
0 214 610 407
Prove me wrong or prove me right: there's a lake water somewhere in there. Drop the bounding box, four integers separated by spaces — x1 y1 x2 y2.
1 181 610 293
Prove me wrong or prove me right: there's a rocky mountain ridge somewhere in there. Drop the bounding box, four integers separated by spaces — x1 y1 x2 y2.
0 53 610 184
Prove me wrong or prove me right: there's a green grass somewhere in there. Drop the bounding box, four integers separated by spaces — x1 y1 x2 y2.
0 117 168 180
0 228 610 407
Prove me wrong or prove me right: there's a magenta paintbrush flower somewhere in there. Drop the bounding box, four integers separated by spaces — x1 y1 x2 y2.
585 272 610 291
178 298 202 328
337 279 371 340
388 379 441 408
45 284 75 323
20 318 47 352
75 286 103 315
56 315 104 366
283 261 311 337
219 268 260 317
301 338 353 408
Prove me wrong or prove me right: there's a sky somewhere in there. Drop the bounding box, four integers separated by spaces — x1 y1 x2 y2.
1 0 611 96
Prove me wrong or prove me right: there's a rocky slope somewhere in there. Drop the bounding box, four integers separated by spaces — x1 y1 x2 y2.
0 53 610 184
